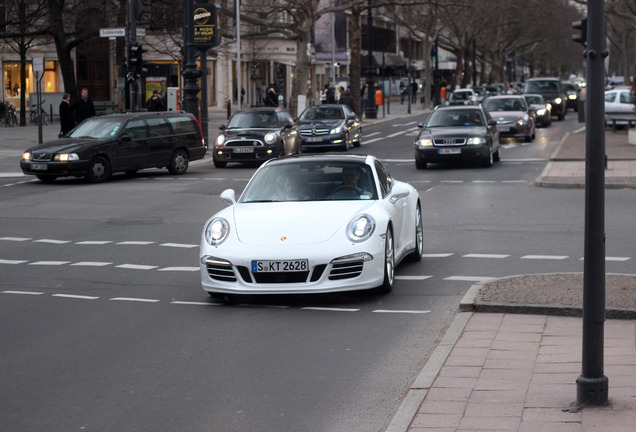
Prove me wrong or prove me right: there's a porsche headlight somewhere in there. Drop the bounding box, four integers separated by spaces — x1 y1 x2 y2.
54 153 79 162
330 125 343 134
216 134 226 147
22 152 31 161
415 138 433 147
346 214 375 243
264 133 276 144
467 137 486 145
205 218 230 246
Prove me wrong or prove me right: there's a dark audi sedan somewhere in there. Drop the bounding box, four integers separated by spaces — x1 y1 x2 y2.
213 107 301 168
21 112 206 183
414 105 500 169
297 104 362 151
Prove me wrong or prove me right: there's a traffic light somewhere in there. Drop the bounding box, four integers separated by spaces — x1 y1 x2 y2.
572 17 587 47
128 44 147 77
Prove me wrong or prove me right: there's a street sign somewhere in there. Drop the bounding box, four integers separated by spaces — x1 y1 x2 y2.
32 57 44 73
100 28 126 38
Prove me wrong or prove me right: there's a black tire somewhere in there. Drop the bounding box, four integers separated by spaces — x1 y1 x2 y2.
85 156 111 183
168 149 189 175
213 158 227 168
374 228 395 294
482 147 494 168
36 175 57 183
415 154 427 169
341 132 350 151
407 203 423 262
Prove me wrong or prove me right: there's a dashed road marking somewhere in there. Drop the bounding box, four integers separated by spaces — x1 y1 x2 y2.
110 297 160 303
52 294 99 300
115 264 158 270
445 276 495 282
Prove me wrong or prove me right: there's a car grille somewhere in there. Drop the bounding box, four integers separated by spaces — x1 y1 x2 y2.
206 262 237 282
300 128 330 137
329 260 364 280
225 139 264 147
433 138 466 146
32 152 53 161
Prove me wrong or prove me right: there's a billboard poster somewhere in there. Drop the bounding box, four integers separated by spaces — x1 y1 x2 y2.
314 0 348 62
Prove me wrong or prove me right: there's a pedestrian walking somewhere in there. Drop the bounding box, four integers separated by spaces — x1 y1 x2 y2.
59 93 74 137
74 88 95 124
339 88 355 111
266 87 278 107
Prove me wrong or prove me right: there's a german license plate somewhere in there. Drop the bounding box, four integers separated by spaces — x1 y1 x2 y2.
233 147 254 153
498 126 510 132
30 163 48 170
438 148 461 155
305 137 322 142
252 259 308 272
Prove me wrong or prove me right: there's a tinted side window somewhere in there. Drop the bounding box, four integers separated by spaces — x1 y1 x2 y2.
146 117 171 137
277 111 292 125
123 119 147 139
374 160 393 198
168 117 197 134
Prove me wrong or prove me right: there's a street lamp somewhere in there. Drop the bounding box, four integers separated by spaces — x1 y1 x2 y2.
364 0 377 119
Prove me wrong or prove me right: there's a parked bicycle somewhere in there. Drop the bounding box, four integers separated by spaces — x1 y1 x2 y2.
30 100 49 125
2 102 18 127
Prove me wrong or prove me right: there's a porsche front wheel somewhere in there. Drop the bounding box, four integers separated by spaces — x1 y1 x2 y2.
374 228 395 294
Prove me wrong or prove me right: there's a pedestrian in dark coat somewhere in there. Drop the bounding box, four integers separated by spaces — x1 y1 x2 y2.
146 90 164 111
266 87 279 107
339 89 355 111
59 93 74 136
74 88 95 124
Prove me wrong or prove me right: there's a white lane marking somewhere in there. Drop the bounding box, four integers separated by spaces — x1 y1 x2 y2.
75 241 113 245
0 259 28 264
440 180 464 183
422 253 454 258
395 275 432 280
365 131 381 137
116 241 154 245
463 254 510 259
606 257 631 262
2 290 43 295
28 261 71 266
33 239 72 244
110 297 160 303
115 264 158 270
521 255 569 260
364 137 384 144
71 262 113 267
171 301 219 306
387 128 418 138
373 310 431 314
158 266 199 272
160 243 198 249
0 237 31 242
445 276 496 282
392 121 418 127
52 294 99 300
302 307 360 312
472 180 496 183
501 180 528 183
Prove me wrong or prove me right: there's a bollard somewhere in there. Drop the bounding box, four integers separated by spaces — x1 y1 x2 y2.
226 99 231 120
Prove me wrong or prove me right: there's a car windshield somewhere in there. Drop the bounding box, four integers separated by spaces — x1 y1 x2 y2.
450 92 470 100
227 111 279 128
240 161 377 202
426 109 484 127
524 95 544 104
299 107 344 121
525 80 559 93
68 118 125 139
484 98 526 112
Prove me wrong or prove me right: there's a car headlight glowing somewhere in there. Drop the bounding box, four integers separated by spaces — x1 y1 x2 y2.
568 94 577 100
415 138 433 147
554 97 563 105
467 137 486 145
330 126 343 134
54 153 79 162
205 217 230 246
22 152 31 161
216 134 226 146
537 108 547 115
264 133 276 144
346 214 375 243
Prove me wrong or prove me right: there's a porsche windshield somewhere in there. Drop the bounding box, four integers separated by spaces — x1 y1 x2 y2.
241 161 377 202
68 118 125 139
227 111 279 129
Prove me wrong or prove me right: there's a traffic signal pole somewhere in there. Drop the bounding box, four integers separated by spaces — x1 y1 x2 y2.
576 0 609 407
127 0 138 112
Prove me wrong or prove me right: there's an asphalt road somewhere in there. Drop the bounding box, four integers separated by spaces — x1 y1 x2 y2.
1 113 635 431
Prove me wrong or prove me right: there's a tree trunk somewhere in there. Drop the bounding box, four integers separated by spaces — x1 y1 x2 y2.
47 0 77 101
349 5 362 117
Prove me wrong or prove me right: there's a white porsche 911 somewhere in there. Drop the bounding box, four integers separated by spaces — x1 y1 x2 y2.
200 154 423 296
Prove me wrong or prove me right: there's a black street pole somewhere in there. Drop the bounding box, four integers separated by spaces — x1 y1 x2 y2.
128 0 138 112
183 0 202 118
577 0 608 407
472 39 477 87
407 34 411 114
364 0 377 119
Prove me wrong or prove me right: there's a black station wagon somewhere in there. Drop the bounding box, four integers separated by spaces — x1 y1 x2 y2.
20 112 206 183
